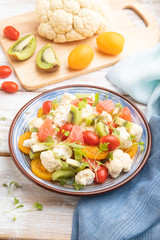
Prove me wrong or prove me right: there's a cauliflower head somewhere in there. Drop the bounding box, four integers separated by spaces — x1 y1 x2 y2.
36 0 110 43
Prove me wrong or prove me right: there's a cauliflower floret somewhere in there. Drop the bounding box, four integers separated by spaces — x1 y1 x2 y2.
28 118 44 131
128 123 143 142
100 111 112 124
53 144 72 159
106 149 132 178
40 150 62 172
60 93 77 105
80 122 96 133
75 169 95 185
36 0 110 43
54 105 70 127
113 127 132 149
106 159 123 179
112 149 132 172
23 132 39 147
81 104 94 120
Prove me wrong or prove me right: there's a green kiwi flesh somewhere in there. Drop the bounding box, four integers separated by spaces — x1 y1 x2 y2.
67 105 81 125
96 122 109 137
8 34 37 60
36 43 61 72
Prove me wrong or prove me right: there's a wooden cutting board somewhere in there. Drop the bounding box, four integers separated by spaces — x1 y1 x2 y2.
0 0 159 90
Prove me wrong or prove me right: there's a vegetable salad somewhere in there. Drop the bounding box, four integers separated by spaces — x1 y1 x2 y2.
18 93 144 190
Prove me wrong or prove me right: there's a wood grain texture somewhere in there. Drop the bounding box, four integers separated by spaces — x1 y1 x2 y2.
0 157 79 240
0 0 159 90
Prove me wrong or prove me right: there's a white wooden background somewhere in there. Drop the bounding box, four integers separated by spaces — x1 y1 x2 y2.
0 1 159 239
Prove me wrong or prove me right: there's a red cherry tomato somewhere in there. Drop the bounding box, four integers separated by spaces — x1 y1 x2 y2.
0 66 12 78
1 81 18 93
83 131 99 146
58 123 73 141
42 101 53 115
99 135 120 151
95 166 108 183
3 26 19 40
108 122 117 134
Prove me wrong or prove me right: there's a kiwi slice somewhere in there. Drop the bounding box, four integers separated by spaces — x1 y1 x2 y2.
96 122 109 137
36 43 61 72
8 34 37 60
52 169 75 181
29 151 40 160
68 105 81 125
85 114 100 126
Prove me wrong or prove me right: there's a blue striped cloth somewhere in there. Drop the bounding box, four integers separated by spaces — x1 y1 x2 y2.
71 44 160 240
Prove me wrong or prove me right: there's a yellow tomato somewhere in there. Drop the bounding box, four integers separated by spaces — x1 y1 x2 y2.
18 132 31 154
96 32 125 55
37 107 43 117
82 145 109 160
68 44 94 70
124 143 138 158
31 158 52 181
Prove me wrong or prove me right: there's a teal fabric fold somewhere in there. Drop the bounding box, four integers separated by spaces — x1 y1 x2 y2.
72 43 160 240
106 43 160 120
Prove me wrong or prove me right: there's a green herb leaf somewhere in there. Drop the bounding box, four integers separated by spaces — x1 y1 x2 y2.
123 121 132 129
115 103 122 110
62 129 65 134
14 197 19 205
92 93 100 107
3 183 8 188
59 178 67 186
105 94 108 99
55 127 60 132
130 134 136 140
33 202 43 211
15 204 24 210
73 182 84 190
75 162 89 173
0 117 7 121
107 152 113 160
78 101 86 111
9 181 21 188
82 97 87 103
30 127 38 133
45 135 52 142
96 161 105 166
13 216 16 221
109 125 120 135
99 143 109 152
64 131 70 137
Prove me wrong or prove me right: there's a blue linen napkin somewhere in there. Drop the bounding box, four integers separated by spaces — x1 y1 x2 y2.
71 44 160 240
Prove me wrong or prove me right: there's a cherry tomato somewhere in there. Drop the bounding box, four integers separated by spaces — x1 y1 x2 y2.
0 65 12 78
3 26 19 40
108 122 117 134
58 123 73 141
99 135 120 151
42 101 52 115
83 131 99 146
95 166 108 183
1 81 18 93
